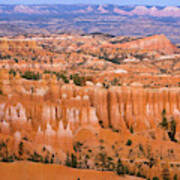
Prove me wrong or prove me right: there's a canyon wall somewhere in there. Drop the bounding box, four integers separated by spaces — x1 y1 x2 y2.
0 74 179 142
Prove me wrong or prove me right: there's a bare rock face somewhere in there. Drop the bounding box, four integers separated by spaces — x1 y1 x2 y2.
0 75 179 139
0 33 180 179
118 34 178 54
0 39 38 50
0 70 179 138
0 68 179 179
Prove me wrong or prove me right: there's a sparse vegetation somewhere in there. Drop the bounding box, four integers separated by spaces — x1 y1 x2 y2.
168 118 177 142
130 126 134 134
126 139 132 146
116 159 125 175
160 109 177 142
160 109 168 129
65 153 77 168
14 58 19 63
174 174 178 180
21 71 41 80
9 69 16 76
70 74 85 86
153 177 159 180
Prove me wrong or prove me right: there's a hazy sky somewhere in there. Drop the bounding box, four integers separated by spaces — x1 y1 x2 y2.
1 0 180 6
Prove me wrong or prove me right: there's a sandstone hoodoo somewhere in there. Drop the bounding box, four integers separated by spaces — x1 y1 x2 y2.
0 33 179 180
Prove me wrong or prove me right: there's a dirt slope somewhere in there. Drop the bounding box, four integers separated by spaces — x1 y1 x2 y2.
0 161 143 180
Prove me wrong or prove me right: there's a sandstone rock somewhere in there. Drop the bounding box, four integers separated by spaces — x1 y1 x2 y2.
118 34 178 54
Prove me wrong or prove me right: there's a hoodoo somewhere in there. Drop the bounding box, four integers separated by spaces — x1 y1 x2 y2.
0 32 179 179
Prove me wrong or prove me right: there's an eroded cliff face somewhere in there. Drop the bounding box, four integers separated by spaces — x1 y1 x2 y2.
0 74 179 142
0 34 179 178
116 34 179 54
0 38 38 49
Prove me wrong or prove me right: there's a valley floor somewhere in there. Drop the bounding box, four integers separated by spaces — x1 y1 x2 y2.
0 161 143 180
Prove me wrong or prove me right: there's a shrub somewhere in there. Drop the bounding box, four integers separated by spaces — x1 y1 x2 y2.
2 156 14 162
73 141 83 153
50 154 54 164
71 74 85 86
126 139 132 146
160 109 177 142
99 120 104 128
130 126 134 134
162 109 166 116
18 142 24 156
103 82 109 89
44 155 49 164
21 71 41 80
153 177 159 180
137 171 146 178
56 73 69 83
71 153 77 168
174 174 178 180
116 159 125 175
9 69 16 76
139 144 144 153
124 166 129 174
160 109 168 129
168 118 177 142
28 152 43 163
160 116 168 129
14 58 18 63
65 153 71 167
65 153 77 168
111 78 119 86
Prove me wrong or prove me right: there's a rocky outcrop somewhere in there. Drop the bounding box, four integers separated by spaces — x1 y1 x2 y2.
0 39 38 50
0 82 179 137
118 35 178 54
0 70 179 179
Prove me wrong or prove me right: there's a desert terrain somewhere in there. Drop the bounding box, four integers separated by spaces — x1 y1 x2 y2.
0 161 143 180
0 32 179 180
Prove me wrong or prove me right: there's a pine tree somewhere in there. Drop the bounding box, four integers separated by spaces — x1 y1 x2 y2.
116 159 125 175
71 153 77 168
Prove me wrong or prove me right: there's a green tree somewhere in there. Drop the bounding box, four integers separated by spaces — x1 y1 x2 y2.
130 126 134 134
44 155 49 164
21 71 41 80
153 177 159 180
65 153 71 167
9 69 16 76
18 142 24 156
174 174 178 180
71 74 85 86
126 139 132 146
116 159 125 175
160 117 168 129
160 109 168 129
71 153 77 168
168 118 177 142
14 58 19 63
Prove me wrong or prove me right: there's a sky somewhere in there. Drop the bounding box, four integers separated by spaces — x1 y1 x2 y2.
1 0 180 6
